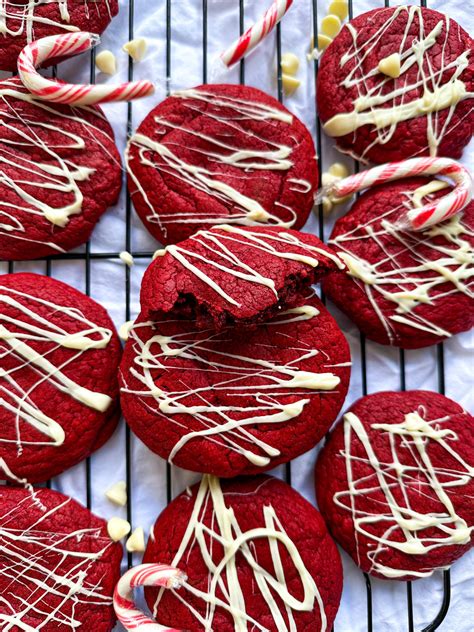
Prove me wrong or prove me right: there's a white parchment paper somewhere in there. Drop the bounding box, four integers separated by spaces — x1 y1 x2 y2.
1 1 472 630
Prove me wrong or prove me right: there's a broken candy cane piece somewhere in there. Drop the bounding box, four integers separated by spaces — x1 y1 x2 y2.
114 563 186 631
316 157 473 231
18 31 155 106
220 0 294 68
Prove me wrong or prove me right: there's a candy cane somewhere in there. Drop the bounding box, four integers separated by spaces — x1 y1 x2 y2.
18 32 155 106
114 563 186 631
221 0 294 68
319 157 473 231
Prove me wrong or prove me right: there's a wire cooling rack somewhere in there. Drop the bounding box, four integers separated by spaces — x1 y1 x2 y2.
1 1 471 630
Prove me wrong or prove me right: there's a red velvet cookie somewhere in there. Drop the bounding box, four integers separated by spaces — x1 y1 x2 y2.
120 292 350 477
315 390 474 581
0 1 118 72
140 225 344 329
0 486 122 630
144 475 342 631
127 84 318 245
0 272 122 483
322 178 474 348
0 77 122 261
317 6 474 163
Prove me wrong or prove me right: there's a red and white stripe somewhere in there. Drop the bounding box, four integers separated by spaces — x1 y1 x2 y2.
329 157 473 231
18 32 155 106
113 563 186 631
221 0 293 68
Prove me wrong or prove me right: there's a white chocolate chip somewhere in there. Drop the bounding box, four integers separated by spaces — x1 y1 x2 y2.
126 527 146 553
123 38 148 62
119 320 135 342
378 53 401 79
282 73 301 96
105 481 127 506
96 50 117 75
281 52 299 76
317 33 333 51
119 251 134 267
107 517 131 542
329 0 349 21
321 15 341 38
321 196 333 215
153 248 167 260
328 162 349 179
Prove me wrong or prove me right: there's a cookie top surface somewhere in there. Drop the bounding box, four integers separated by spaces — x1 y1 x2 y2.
322 178 474 348
315 390 474 580
126 84 318 245
140 225 344 329
0 272 122 483
144 475 342 631
317 6 474 163
120 292 350 477
0 485 122 630
0 0 118 72
0 77 122 261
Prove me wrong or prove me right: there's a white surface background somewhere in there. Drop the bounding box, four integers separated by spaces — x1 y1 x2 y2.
1 1 472 630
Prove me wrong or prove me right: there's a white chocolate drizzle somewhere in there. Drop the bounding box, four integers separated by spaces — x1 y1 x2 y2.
0 77 118 251
0 1 114 42
323 6 474 160
0 492 115 629
126 88 313 236
153 476 327 631
122 301 343 468
335 409 474 578
0 282 113 455
331 185 474 342
160 226 344 309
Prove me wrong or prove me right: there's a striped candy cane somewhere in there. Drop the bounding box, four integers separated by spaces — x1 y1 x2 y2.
221 0 294 68
18 32 155 106
114 563 186 631
322 157 473 231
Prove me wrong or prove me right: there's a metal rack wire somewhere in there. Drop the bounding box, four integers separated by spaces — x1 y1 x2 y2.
0 1 456 630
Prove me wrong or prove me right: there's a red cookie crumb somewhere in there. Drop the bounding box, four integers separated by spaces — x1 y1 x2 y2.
144 475 342 631
0 272 122 483
317 6 474 163
0 1 118 72
0 486 122 631
120 292 350 477
322 178 474 348
127 84 318 245
0 77 122 261
315 390 474 581
140 225 344 329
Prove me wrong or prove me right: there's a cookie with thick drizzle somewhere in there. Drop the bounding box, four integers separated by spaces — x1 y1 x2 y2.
0 272 122 482
0 0 118 72
120 292 350 477
0 77 122 261
141 225 345 330
126 84 319 245
317 6 474 163
0 485 122 630
144 475 342 631
322 177 474 348
315 390 474 581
